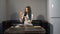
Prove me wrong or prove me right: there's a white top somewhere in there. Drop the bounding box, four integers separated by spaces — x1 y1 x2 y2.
24 14 33 26
19 13 33 26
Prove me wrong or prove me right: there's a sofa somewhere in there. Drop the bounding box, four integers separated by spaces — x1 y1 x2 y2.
2 20 50 34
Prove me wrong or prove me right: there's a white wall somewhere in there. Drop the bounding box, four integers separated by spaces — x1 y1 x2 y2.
7 0 47 20
47 0 60 34
0 0 7 22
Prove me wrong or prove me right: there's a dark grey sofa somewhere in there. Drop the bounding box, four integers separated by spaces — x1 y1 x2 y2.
2 20 50 34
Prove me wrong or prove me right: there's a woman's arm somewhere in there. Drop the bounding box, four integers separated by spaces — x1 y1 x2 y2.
19 12 24 22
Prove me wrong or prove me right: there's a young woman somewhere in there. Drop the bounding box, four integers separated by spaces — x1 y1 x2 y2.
24 6 33 25
19 6 33 25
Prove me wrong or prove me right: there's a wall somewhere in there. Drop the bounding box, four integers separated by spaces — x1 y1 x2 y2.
47 0 60 34
0 0 7 33
7 0 47 20
0 0 7 22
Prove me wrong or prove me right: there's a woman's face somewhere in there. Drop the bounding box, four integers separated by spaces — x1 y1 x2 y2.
26 8 28 13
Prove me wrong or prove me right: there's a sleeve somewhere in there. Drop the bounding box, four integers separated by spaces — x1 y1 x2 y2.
31 14 33 20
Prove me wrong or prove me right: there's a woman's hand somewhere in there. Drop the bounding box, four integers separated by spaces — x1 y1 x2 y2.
19 12 23 18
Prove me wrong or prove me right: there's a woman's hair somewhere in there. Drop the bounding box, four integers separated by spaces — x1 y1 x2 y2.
24 6 31 20
24 6 31 16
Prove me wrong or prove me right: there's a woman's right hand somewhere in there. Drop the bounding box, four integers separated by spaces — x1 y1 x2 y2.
19 12 23 18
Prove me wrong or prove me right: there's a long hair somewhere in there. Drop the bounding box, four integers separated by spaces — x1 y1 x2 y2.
24 6 31 20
